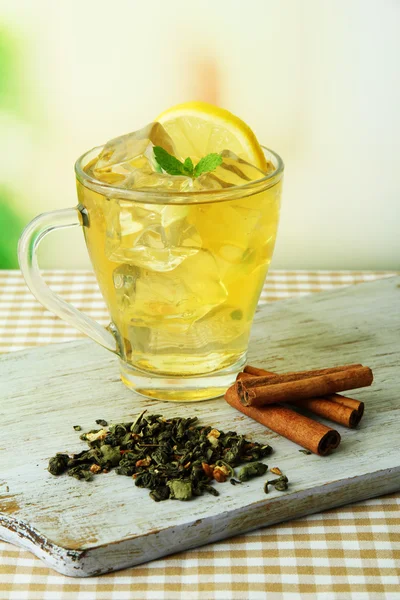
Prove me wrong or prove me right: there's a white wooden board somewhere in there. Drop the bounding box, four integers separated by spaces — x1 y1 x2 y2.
1 276 400 577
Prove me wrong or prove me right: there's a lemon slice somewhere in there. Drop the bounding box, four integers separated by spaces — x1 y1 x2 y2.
157 101 267 171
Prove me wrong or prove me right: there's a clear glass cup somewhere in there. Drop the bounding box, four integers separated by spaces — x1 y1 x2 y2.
18 146 284 401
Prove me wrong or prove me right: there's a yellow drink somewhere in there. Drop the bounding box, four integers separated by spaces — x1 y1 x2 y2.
77 171 281 379
19 101 283 402
73 104 284 400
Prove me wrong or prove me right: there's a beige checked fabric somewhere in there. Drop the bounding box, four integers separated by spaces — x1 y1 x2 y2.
0 270 399 600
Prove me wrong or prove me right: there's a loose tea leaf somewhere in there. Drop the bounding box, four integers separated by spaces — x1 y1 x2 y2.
167 479 193 501
96 419 108 427
270 467 282 476
215 460 234 478
265 475 289 493
238 462 268 482
68 466 93 481
48 453 69 476
268 475 288 485
48 412 273 502
274 479 289 491
99 444 121 467
73 425 82 431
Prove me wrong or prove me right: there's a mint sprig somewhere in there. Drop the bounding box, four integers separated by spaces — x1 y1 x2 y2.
153 146 222 178
193 154 222 178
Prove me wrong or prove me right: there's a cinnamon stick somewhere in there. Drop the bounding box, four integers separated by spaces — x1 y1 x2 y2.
225 386 341 456
324 394 364 412
295 397 364 428
243 364 362 377
241 365 364 388
240 366 365 428
237 365 373 408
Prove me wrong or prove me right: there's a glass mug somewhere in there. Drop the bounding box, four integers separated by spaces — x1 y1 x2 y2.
18 146 284 401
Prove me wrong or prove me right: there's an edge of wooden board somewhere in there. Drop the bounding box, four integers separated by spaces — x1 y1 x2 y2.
1 466 399 577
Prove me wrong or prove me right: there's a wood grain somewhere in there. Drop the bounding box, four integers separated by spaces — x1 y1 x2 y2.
1 275 400 576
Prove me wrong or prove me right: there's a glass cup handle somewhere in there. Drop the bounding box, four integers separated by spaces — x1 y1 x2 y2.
18 205 117 354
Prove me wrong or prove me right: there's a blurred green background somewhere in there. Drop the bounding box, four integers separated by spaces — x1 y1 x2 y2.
0 26 25 268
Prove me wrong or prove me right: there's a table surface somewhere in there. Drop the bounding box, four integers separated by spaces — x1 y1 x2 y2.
0 269 399 600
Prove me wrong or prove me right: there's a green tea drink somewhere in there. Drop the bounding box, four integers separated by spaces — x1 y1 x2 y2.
78 102 282 383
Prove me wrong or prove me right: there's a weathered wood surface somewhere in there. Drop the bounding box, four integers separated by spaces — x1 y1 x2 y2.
0 276 399 577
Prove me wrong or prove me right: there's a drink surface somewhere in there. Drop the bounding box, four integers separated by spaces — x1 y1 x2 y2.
78 112 282 377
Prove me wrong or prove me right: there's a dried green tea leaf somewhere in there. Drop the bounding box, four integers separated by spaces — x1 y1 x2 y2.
274 479 288 491
267 475 289 492
238 462 268 482
130 410 147 434
203 484 219 496
167 479 193 501
48 411 275 503
99 444 121 467
48 453 69 476
150 486 170 502
67 466 93 481
215 460 234 477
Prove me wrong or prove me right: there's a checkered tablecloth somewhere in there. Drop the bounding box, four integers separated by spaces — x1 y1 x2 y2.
0 270 399 600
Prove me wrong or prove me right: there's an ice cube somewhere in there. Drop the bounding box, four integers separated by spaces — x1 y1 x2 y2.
196 149 271 190
190 201 261 254
93 122 175 175
121 169 195 192
112 250 227 330
186 304 250 346
90 120 199 192
87 122 274 193
86 119 275 194
105 199 202 271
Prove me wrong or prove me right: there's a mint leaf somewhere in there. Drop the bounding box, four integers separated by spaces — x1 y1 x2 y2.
183 157 194 176
194 153 223 178
153 146 187 176
230 309 243 321
153 146 223 179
